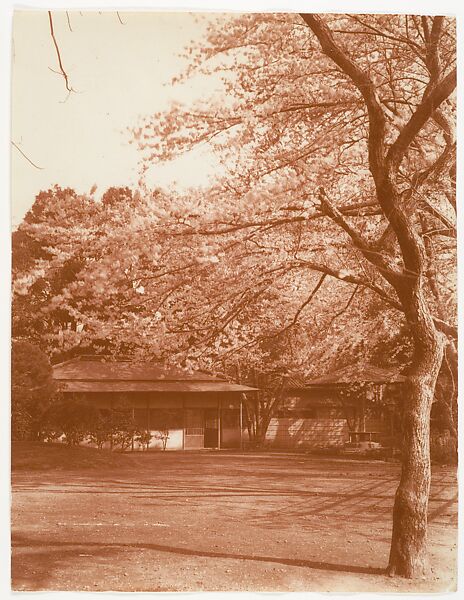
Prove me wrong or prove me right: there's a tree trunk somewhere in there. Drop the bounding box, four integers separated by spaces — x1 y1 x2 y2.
387 295 445 577
255 412 269 446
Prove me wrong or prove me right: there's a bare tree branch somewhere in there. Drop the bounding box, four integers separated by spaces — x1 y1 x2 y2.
66 11 73 32
11 141 43 170
48 11 74 93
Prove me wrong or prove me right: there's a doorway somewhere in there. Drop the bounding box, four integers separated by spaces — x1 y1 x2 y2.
184 408 204 449
204 408 219 448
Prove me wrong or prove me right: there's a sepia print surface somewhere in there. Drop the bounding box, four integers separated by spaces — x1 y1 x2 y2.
11 8 457 593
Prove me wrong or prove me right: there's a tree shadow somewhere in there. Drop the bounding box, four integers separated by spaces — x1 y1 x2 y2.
12 533 386 591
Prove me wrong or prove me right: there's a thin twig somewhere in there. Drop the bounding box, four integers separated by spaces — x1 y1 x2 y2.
323 284 359 332
116 11 125 25
11 141 44 170
66 11 73 32
48 11 73 93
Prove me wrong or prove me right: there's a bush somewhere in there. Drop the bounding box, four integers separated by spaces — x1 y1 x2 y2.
43 397 100 446
134 429 153 451
430 430 457 464
110 400 138 451
154 428 170 450
87 412 113 449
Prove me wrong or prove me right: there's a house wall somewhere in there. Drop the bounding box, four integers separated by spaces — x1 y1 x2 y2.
146 429 183 451
59 391 243 450
277 386 398 447
265 417 350 448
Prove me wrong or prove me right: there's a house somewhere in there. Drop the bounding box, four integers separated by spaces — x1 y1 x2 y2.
264 363 405 449
52 355 256 450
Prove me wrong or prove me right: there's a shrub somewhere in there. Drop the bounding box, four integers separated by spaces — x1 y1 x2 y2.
135 429 153 451
43 396 100 446
430 430 457 464
154 428 170 450
87 412 113 449
110 401 138 451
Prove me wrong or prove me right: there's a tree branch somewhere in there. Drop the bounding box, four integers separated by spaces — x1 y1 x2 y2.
317 187 403 282
11 141 43 170
300 14 387 182
48 11 74 93
278 273 327 334
386 67 456 170
294 258 401 310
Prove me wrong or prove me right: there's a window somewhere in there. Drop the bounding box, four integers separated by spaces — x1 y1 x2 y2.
133 408 148 428
149 408 183 430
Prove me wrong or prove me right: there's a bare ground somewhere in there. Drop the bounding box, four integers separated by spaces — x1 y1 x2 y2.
11 442 457 592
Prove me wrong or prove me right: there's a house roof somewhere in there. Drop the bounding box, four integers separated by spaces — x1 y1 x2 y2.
52 356 257 393
305 363 406 386
284 374 308 390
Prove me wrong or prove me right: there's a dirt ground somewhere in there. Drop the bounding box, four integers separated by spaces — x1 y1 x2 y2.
11 443 458 593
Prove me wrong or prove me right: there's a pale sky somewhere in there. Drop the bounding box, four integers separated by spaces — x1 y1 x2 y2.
11 10 223 226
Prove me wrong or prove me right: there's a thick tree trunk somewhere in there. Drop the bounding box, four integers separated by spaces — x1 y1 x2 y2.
300 12 456 580
387 293 445 578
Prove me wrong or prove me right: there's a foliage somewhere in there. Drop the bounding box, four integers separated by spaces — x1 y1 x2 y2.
43 396 100 446
153 429 170 450
110 399 138 451
42 395 142 451
134 429 153 451
128 15 455 577
430 429 457 464
101 186 134 209
11 340 56 440
87 411 113 450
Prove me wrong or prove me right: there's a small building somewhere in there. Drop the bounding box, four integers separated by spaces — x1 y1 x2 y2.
52 356 256 450
265 364 405 449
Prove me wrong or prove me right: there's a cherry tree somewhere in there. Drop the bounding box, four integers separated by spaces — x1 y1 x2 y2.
132 13 456 578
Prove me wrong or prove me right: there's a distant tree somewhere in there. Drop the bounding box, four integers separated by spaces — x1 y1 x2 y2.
23 185 79 225
12 186 95 348
101 186 134 209
12 341 55 440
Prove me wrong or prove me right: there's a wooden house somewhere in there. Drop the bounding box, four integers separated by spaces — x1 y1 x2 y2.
52 356 256 450
264 363 405 449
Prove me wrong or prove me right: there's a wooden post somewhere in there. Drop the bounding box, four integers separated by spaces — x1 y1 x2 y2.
147 396 150 450
110 396 113 451
182 397 185 451
240 396 243 450
361 391 366 432
131 405 135 452
218 396 222 450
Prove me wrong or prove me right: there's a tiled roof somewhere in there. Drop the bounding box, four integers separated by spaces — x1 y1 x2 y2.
57 380 255 393
52 356 257 393
305 362 406 386
284 374 308 389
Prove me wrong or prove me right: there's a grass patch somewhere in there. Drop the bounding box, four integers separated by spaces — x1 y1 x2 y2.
11 441 137 471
